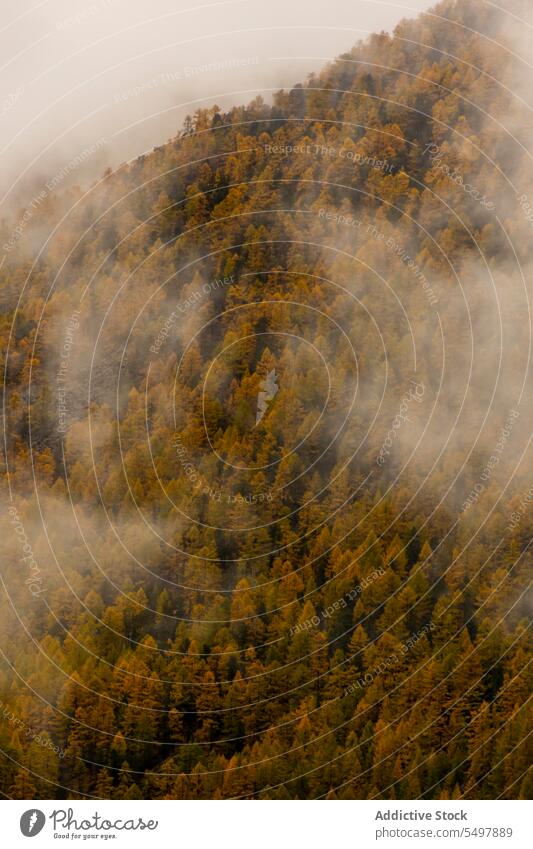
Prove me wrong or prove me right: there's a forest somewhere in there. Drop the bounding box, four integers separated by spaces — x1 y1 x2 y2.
0 0 531 799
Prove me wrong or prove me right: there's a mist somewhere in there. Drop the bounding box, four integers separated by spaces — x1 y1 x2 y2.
0 0 435 205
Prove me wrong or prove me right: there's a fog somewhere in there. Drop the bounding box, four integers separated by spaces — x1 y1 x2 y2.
0 0 435 204
4 0 533 589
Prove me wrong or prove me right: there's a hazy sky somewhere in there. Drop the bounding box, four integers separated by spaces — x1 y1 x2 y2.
1 0 436 203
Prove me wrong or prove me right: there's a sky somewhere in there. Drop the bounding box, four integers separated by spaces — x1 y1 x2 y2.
0 0 436 204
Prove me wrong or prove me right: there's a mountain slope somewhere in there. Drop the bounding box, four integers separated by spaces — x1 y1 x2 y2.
0 0 531 800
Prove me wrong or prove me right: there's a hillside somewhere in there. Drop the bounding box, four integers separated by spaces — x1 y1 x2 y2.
0 0 531 799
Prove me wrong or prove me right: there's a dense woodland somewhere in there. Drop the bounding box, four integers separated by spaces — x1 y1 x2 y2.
0 0 531 799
